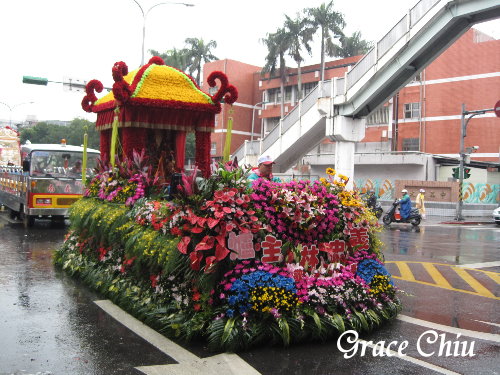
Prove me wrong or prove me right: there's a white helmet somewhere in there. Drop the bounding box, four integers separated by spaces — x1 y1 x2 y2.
401 189 408 193
420 189 425 193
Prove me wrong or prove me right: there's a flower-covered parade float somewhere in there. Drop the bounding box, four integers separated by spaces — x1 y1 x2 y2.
54 57 401 352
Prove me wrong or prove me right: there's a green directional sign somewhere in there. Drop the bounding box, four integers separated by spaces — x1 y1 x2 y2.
22 76 48 86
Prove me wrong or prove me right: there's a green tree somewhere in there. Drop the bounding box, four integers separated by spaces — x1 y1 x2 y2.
20 119 99 149
65 118 100 149
338 31 372 58
284 13 314 100
261 28 290 118
149 47 190 71
304 1 345 83
184 38 218 85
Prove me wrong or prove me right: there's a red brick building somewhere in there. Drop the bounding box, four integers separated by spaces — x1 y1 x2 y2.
203 28 500 163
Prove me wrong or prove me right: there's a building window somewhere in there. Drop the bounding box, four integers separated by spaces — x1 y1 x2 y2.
285 86 293 102
302 82 316 98
402 138 419 151
366 106 389 125
264 117 280 135
210 142 217 156
267 88 282 104
404 102 420 119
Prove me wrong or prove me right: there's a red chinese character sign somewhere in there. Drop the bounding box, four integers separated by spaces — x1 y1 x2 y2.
348 226 370 251
299 245 319 269
261 235 283 263
320 240 346 263
228 232 255 260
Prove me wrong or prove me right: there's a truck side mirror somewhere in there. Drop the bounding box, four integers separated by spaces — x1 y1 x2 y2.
22 160 30 172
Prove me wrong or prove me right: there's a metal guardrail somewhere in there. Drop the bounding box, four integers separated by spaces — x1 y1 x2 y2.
345 0 441 91
262 123 280 151
377 15 408 60
411 0 441 26
262 80 332 153
335 77 345 96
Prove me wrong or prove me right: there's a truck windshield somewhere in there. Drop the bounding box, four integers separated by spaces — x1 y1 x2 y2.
30 151 99 178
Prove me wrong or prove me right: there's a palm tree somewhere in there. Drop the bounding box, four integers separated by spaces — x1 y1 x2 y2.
284 14 314 100
261 28 289 118
337 31 373 58
149 47 190 71
184 38 218 86
304 1 345 83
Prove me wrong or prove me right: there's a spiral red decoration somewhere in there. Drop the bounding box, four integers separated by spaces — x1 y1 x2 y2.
81 79 104 112
148 56 165 65
207 71 238 105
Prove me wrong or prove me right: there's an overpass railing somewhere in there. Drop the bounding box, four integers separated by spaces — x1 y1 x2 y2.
345 0 441 91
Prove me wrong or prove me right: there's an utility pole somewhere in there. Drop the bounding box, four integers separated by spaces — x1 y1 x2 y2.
455 103 495 221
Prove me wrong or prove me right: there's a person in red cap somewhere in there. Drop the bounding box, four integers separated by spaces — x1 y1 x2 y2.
247 154 281 186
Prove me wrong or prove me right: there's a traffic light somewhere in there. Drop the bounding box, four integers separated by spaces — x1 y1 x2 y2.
464 168 471 179
22 76 48 86
452 167 459 179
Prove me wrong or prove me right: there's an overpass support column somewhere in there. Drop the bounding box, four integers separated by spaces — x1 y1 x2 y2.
326 114 366 190
334 141 356 189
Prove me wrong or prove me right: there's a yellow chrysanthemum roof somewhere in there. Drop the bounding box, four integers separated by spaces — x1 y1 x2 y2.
82 56 237 116
81 57 238 135
93 64 214 109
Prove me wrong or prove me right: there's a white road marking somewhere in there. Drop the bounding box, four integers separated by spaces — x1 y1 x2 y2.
358 339 461 375
456 261 500 269
95 300 261 375
397 315 500 343
473 320 500 328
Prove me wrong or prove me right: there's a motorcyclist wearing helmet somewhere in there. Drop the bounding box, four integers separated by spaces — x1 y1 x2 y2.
399 189 412 219
366 190 377 210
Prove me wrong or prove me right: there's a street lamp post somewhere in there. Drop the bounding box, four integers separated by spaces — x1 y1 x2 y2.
250 101 268 155
454 103 494 221
132 1 195 66
0 101 34 127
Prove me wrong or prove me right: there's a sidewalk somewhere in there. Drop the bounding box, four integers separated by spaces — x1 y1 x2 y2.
421 215 494 225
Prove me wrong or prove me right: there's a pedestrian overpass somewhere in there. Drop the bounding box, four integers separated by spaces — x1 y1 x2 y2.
233 0 500 184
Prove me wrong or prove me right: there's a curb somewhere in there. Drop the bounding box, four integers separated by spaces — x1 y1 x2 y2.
439 221 494 225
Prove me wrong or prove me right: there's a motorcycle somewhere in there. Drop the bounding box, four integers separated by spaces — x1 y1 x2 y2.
383 199 421 226
372 202 383 219
363 194 383 219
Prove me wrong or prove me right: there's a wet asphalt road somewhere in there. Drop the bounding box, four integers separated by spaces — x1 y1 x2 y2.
0 215 174 375
0 212 498 375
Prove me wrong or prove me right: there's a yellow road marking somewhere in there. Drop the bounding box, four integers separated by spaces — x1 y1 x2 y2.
452 267 496 299
483 271 500 284
386 261 499 300
393 261 416 281
422 263 452 289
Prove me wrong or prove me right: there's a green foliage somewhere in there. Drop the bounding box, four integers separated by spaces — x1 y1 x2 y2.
338 31 373 58
20 118 99 149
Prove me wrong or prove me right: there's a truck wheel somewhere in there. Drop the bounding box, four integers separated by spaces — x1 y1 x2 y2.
21 213 35 228
382 215 392 225
9 208 18 220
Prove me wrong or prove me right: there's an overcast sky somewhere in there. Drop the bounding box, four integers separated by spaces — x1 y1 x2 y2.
0 0 498 124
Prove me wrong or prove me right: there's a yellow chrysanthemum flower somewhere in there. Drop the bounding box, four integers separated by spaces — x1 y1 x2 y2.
326 168 336 176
